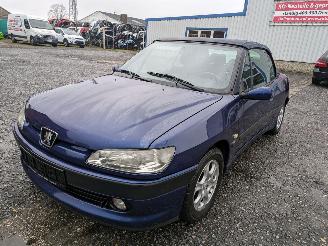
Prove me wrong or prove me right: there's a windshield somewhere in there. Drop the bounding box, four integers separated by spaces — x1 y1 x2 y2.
63 29 78 35
120 41 240 92
29 19 53 30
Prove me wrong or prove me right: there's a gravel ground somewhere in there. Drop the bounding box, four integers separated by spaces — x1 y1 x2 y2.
0 41 327 246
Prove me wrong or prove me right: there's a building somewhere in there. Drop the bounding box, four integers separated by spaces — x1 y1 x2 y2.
80 11 145 27
146 0 328 63
0 6 10 19
0 6 10 35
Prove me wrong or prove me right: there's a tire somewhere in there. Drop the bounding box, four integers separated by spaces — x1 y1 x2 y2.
79 45 85 48
11 35 17 43
52 43 58 47
30 36 36 46
64 39 69 47
267 105 285 135
312 78 320 85
181 148 224 223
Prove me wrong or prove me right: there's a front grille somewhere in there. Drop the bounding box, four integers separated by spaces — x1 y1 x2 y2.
66 185 113 209
20 147 114 210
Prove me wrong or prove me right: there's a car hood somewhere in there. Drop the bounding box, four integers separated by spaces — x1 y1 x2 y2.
32 28 56 36
26 75 222 150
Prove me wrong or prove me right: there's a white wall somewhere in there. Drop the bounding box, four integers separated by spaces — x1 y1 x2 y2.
147 0 328 63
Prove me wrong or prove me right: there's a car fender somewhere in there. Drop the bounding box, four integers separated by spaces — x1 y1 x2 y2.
150 95 237 176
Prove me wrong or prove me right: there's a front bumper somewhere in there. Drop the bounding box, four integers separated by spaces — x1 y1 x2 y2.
69 39 85 46
34 35 58 45
13 124 195 230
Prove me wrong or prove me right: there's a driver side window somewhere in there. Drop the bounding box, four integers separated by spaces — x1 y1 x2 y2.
241 49 276 92
24 19 30 29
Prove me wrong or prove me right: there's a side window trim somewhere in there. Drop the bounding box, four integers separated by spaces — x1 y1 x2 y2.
240 51 253 93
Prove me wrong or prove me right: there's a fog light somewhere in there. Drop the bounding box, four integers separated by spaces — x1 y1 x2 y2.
112 198 127 211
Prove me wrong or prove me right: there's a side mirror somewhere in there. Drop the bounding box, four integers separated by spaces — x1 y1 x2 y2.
241 87 273 100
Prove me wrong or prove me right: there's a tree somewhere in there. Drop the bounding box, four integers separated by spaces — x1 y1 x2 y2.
48 4 67 20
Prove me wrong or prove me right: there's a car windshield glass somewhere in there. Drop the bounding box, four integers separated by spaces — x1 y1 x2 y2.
63 29 78 35
120 41 240 92
29 19 53 30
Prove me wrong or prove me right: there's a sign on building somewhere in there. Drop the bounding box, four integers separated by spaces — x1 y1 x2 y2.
273 1 328 24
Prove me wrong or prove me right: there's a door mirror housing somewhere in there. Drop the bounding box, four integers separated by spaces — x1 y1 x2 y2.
240 87 273 100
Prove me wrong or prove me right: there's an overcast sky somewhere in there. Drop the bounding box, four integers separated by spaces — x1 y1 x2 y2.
2 0 245 20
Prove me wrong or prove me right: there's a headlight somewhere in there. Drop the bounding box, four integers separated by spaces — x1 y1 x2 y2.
17 107 26 130
87 147 175 174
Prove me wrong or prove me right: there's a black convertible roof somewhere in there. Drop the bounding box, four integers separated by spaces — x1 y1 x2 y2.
155 38 271 53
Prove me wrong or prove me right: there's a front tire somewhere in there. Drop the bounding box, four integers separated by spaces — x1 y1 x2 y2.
64 39 69 47
79 45 85 48
30 36 36 46
267 105 285 135
181 148 224 223
11 35 17 43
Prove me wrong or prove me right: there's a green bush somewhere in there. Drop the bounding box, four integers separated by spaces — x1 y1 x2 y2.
0 32 4 40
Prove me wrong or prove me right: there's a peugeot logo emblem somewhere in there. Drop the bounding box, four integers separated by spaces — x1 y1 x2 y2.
40 127 58 148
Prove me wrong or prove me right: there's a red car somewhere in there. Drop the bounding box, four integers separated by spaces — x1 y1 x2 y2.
313 50 328 85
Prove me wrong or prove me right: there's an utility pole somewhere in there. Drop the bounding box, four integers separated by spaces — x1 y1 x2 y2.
69 0 78 23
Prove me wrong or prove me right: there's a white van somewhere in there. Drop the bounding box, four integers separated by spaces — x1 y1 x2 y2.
8 14 58 47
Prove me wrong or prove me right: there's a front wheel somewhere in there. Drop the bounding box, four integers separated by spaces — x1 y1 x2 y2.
267 105 285 135
181 148 224 223
79 45 85 48
30 36 36 46
11 35 17 43
64 40 69 47
52 43 58 47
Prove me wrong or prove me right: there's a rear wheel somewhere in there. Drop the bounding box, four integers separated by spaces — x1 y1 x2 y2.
181 148 224 223
312 78 320 85
79 45 85 48
52 43 58 47
267 105 285 135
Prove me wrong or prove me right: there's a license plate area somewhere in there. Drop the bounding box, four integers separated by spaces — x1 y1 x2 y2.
21 148 67 188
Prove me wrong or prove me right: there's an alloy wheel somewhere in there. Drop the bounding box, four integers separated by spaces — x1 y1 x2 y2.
193 160 220 211
276 107 285 130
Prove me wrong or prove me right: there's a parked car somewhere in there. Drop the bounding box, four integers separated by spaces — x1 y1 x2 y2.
7 14 58 47
313 50 328 85
54 27 85 48
13 38 289 230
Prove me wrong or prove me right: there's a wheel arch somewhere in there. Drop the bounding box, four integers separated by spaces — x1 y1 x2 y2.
213 140 230 171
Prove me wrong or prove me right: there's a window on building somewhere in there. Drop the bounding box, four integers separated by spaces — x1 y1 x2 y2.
188 30 199 38
213 31 225 38
200 31 211 38
186 28 227 39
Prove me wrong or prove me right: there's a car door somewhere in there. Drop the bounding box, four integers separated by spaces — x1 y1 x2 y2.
23 19 31 41
55 29 64 43
235 49 275 152
249 49 283 128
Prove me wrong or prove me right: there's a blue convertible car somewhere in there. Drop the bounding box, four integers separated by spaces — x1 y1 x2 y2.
13 38 289 230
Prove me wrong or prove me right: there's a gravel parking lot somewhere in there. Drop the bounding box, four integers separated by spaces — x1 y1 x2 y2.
0 41 327 246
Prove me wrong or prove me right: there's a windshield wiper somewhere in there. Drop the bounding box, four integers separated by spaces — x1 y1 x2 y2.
147 72 204 92
115 69 151 82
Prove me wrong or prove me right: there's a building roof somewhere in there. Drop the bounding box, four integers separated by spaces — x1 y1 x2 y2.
80 11 145 26
100 12 145 26
0 6 10 19
155 37 271 52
